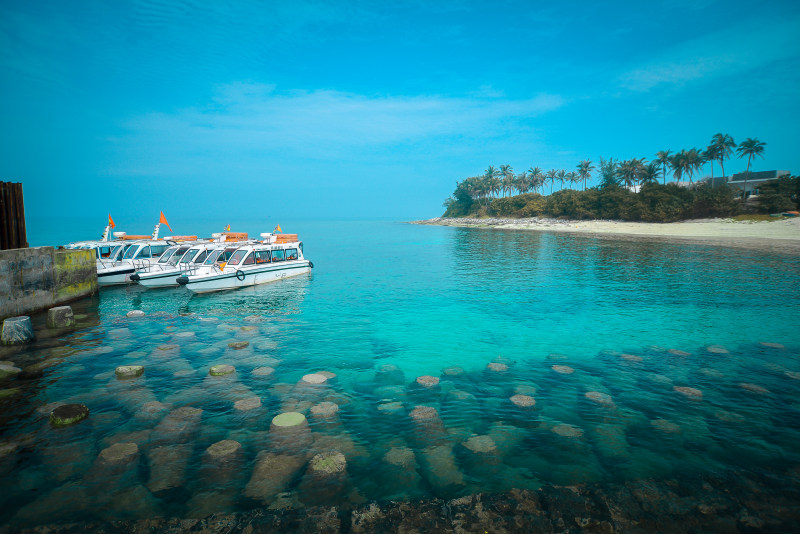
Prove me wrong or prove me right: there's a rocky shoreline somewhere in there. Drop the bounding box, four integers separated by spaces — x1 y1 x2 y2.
7 469 799 533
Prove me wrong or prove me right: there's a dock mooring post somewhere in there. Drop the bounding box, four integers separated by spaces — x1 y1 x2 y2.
0 182 28 250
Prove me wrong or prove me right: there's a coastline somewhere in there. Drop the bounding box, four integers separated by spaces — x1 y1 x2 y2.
412 216 800 253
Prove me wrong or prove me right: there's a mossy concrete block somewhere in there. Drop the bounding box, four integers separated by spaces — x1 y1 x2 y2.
1 316 35 345
115 365 144 379
309 450 346 476
49 403 89 427
210 364 235 376
47 306 75 329
0 364 22 380
244 451 306 504
272 411 307 428
98 442 139 466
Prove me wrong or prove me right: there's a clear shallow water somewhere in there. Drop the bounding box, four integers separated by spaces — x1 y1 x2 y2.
1 220 799 526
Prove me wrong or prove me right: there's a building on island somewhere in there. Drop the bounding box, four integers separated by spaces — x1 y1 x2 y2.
726 170 790 198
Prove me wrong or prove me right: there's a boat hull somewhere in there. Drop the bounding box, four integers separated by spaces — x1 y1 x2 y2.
180 261 311 293
97 267 135 286
136 269 183 288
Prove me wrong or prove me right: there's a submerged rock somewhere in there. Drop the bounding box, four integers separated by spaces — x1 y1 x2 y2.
126 310 145 318
115 365 144 379
706 344 730 354
551 424 583 438
0 364 22 381
584 391 614 407
146 443 193 496
228 341 250 350
47 306 75 329
510 394 536 408
209 364 235 376
234 396 262 411
673 386 703 400
1 316 35 345
551 365 574 375
759 342 785 349
739 382 770 394
650 419 681 434
49 404 89 427
244 451 306 504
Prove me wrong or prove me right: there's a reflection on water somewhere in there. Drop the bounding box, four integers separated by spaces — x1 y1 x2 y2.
0 222 799 528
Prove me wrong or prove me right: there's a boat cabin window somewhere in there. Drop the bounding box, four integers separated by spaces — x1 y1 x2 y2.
242 252 255 265
222 248 236 261
255 250 271 263
179 249 199 264
203 250 223 265
151 245 169 258
98 246 114 258
285 248 298 261
227 250 248 266
109 245 124 259
122 245 140 260
157 247 178 263
272 249 285 262
193 250 211 263
135 246 152 259
170 247 190 263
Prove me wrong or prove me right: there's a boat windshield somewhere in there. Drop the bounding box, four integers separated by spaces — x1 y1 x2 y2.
157 247 179 264
227 250 248 266
179 249 200 264
203 249 223 265
122 245 141 260
109 245 124 259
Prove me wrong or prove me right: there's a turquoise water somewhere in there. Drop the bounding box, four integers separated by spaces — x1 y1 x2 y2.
1 220 799 526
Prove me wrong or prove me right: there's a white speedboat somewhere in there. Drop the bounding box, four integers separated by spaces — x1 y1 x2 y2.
176 233 313 293
131 242 223 289
94 223 172 286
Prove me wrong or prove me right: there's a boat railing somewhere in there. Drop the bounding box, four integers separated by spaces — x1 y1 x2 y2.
179 264 199 276
132 259 152 272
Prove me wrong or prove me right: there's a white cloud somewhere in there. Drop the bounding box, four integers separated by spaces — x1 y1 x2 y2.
113 84 565 171
620 15 800 92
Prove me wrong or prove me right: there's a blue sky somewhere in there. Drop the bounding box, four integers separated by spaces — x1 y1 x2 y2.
2 0 799 224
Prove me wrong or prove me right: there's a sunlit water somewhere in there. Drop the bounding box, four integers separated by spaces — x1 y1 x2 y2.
1 220 799 526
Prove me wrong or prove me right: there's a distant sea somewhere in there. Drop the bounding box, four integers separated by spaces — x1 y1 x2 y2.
3 216 799 527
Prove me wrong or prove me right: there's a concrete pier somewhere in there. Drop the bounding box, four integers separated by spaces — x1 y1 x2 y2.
0 248 97 321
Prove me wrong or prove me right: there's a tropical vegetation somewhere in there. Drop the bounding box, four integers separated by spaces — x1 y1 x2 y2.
442 134 798 222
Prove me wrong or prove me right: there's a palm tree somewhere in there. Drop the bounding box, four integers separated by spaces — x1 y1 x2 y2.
683 148 704 184
640 161 661 185
598 157 618 188
655 150 672 185
736 138 767 201
703 146 719 187
567 171 580 190
557 169 567 191
709 133 736 182
527 167 543 194
499 164 514 197
483 166 500 206
513 171 527 195
577 160 595 191
616 159 637 189
546 169 558 194
670 151 686 183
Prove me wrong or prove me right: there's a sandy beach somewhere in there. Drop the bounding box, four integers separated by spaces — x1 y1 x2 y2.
413 217 800 252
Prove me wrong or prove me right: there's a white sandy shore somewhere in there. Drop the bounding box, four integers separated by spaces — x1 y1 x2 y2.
412 217 800 252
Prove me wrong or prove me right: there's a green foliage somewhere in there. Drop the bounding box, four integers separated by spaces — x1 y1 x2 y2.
756 176 799 212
